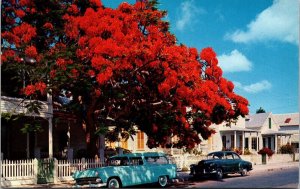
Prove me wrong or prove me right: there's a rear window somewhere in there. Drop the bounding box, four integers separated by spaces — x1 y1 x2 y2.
108 157 129 166
145 156 168 165
129 157 144 165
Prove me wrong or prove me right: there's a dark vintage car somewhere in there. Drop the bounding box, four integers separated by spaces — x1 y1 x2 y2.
190 151 252 180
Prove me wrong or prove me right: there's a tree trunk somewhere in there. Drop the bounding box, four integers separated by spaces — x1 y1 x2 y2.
84 95 100 158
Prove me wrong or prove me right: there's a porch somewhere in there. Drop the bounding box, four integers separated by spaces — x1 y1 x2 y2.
220 127 293 154
219 126 260 154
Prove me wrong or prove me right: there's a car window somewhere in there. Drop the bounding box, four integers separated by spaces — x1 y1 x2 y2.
232 153 240 159
129 157 144 166
207 153 223 159
145 156 168 165
108 157 129 166
226 153 234 159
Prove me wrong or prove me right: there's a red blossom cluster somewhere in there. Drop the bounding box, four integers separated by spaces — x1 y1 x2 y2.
258 147 274 157
1 0 249 150
23 82 47 96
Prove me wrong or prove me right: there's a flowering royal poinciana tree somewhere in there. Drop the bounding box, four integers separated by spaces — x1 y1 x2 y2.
1 0 249 157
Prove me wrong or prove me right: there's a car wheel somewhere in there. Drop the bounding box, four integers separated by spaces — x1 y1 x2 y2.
158 175 168 187
107 177 121 188
215 168 223 180
240 167 248 176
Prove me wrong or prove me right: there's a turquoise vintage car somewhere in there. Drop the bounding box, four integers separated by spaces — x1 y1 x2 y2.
72 152 177 188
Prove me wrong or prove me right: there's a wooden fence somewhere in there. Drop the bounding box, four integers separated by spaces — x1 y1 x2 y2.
1 158 104 186
1 153 298 186
56 158 104 182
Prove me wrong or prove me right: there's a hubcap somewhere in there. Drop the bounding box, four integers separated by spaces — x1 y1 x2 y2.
109 179 119 188
159 176 167 186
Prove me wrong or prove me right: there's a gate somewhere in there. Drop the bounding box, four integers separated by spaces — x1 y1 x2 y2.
37 159 54 184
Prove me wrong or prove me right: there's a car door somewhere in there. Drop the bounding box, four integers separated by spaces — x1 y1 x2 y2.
232 153 242 172
128 157 146 185
224 152 235 173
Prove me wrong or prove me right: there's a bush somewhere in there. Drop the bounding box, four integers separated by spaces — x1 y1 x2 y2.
233 148 242 155
181 166 189 172
243 148 252 155
279 143 295 154
258 147 274 157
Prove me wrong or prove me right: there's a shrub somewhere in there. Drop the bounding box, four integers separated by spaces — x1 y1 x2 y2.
258 147 274 157
181 166 189 172
279 143 295 154
233 148 242 155
243 148 252 155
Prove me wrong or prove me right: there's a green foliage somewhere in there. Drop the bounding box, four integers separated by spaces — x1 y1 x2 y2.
183 148 202 155
256 107 266 114
243 148 252 155
20 123 43 133
25 100 43 115
1 112 14 121
95 125 109 135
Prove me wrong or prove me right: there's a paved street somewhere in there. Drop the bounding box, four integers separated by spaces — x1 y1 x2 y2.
174 164 299 188
4 162 299 188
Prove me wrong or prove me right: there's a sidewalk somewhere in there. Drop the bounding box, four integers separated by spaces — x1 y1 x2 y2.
3 162 299 188
252 161 299 172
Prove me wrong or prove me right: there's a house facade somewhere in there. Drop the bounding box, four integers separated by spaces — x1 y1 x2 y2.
199 112 297 155
1 95 298 160
274 113 299 152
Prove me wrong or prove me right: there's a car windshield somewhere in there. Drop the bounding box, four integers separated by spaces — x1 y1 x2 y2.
107 157 129 166
207 153 224 160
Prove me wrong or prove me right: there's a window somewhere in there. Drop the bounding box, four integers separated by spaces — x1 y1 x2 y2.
145 156 168 165
226 153 233 159
269 118 272 129
121 139 128 149
108 157 129 166
232 153 240 159
252 138 257 150
130 157 143 166
222 136 226 149
137 131 144 150
245 138 249 149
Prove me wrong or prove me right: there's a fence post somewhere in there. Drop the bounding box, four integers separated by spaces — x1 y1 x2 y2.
53 158 58 184
33 159 38 184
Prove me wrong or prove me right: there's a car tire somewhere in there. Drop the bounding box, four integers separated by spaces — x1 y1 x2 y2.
107 177 121 188
240 167 248 176
215 168 223 180
158 175 168 187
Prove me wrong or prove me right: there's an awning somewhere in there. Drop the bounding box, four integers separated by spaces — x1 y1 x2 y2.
262 130 293 136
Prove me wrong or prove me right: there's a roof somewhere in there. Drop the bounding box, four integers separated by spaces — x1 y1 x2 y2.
245 112 271 128
220 126 259 132
273 113 299 127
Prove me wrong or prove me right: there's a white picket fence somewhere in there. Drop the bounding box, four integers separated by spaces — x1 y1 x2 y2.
56 158 104 182
1 154 298 186
1 158 104 186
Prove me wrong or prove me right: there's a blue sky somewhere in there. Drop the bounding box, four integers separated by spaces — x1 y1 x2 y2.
102 0 299 115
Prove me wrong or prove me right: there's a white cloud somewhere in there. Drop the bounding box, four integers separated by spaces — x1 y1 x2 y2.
226 0 299 45
234 80 272 93
175 0 205 31
218 49 252 72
